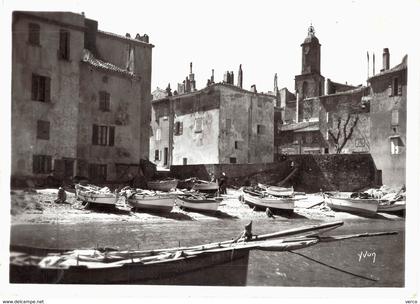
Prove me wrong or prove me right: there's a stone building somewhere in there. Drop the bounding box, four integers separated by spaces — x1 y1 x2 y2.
150 82 275 168
11 11 153 184
368 53 407 187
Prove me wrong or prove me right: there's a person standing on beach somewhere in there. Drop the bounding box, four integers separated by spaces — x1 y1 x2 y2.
218 172 228 195
55 187 67 204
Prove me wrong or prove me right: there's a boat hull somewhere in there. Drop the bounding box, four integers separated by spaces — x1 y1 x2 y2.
76 192 117 206
10 247 250 285
378 201 406 213
192 182 219 193
176 197 220 212
243 193 295 211
127 195 175 212
147 180 178 192
326 197 379 215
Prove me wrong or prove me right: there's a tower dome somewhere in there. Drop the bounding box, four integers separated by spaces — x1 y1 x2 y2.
303 24 319 44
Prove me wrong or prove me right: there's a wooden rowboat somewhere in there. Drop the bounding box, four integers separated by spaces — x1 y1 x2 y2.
9 221 344 285
176 195 221 212
127 193 176 212
192 180 219 193
75 184 118 206
377 200 406 213
325 196 379 215
242 189 296 212
258 183 294 197
147 179 179 192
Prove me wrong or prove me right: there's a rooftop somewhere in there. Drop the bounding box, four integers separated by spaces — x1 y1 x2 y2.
368 55 407 81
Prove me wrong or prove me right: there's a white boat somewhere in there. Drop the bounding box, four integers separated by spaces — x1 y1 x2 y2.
192 181 219 192
258 184 295 197
176 195 221 212
75 184 118 206
147 179 179 192
378 200 406 213
242 189 295 212
127 193 176 212
326 196 379 215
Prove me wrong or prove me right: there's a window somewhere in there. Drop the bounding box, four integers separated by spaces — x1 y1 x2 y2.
174 121 183 135
33 155 52 174
226 119 231 131
390 77 402 97
229 157 237 164
28 23 40 45
155 128 161 141
37 120 50 140
393 78 399 96
89 164 107 181
31 74 51 102
390 137 403 155
163 147 169 166
154 149 160 161
195 117 203 133
391 110 399 126
92 125 115 146
235 141 240 149
183 158 188 165
305 133 313 144
99 91 110 111
58 29 70 60
257 124 265 135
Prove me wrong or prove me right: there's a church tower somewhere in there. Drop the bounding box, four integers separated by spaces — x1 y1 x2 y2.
295 25 324 101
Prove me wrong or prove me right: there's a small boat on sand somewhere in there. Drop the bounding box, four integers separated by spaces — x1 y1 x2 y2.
377 200 406 213
75 184 118 206
9 221 397 285
192 180 219 193
242 188 297 213
176 193 221 212
325 195 379 215
147 179 178 192
258 183 294 197
120 189 175 212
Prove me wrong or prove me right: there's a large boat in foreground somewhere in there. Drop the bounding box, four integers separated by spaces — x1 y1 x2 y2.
75 184 118 206
9 221 397 285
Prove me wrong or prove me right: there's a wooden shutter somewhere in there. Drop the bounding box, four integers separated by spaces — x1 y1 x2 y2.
109 126 115 146
179 122 183 135
31 74 38 100
44 77 51 102
397 83 402 95
92 124 99 145
33 155 39 173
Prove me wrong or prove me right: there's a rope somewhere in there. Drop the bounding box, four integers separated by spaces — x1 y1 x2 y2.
288 250 379 282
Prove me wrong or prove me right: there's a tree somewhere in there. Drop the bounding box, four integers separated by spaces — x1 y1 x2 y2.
328 114 359 154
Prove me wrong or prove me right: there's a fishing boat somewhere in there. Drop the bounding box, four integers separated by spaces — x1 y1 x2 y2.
147 179 179 192
258 183 294 197
75 184 118 206
176 194 221 212
192 180 219 193
126 191 176 212
9 221 397 285
325 195 379 215
10 221 346 285
377 200 406 213
242 188 296 213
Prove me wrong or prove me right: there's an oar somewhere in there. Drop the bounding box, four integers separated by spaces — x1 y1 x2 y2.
318 231 398 242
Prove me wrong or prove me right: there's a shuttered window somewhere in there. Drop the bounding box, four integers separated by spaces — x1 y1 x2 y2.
28 23 40 45
391 110 399 126
89 164 107 181
195 117 203 133
58 29 70 60
31 74 51 102
92 125 115 146
174 121 183 135
37 120 50 140
99 91 110 111
33 155 52 174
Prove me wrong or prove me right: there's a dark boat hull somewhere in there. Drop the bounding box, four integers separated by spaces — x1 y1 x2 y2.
10 247 250 285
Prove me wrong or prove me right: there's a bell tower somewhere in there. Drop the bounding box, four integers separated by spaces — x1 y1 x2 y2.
295 24 324 102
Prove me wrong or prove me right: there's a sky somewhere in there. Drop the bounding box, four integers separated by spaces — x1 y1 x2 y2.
3 0 416 94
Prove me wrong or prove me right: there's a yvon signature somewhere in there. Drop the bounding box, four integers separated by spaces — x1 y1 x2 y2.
357 250 376 263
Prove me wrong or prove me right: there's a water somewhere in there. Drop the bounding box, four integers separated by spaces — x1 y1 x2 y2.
10 217 405 287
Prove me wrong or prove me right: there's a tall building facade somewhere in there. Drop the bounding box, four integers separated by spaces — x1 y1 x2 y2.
11 11 153 184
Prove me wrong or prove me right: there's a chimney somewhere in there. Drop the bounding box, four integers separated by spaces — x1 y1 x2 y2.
211 69 214 83
237 64 243 88
84 18 98 56
251 85 257 93
230 71 234 85
125 33 131 38
383 48 390 71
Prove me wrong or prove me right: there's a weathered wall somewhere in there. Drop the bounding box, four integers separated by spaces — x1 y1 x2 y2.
170 153 377 192
369 64 407 187
277 130 326 155
149 98 172 168
95 32 153 159
78 65 142 180
218 85 274 164
318 88 370 154
11 12 84 177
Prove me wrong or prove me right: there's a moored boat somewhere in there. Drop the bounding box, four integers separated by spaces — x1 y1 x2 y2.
147 179 179 192
258 183 294 197
176 194 221 212
242 188 296 212
75 184 118 206
377 200 406 213
325 195 379 215
192 180 219 193
127 192 176 212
